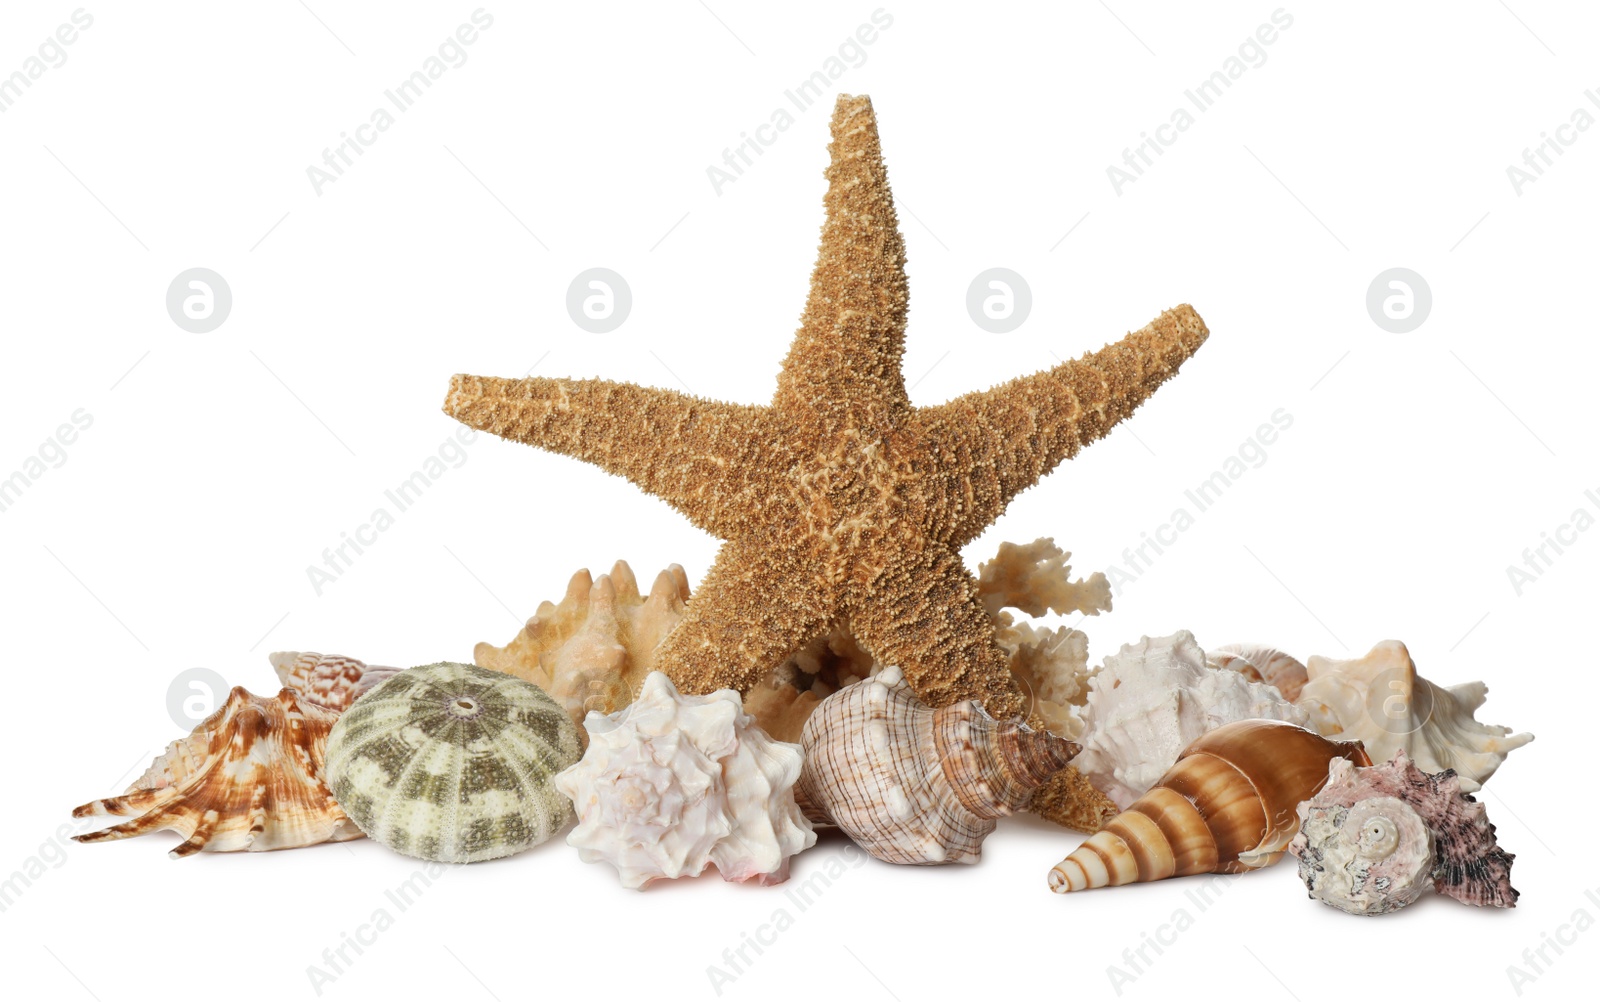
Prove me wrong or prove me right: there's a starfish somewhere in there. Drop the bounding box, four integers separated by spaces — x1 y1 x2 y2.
444 95 1208 718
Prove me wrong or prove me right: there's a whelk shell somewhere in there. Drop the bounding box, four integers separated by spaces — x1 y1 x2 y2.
795 667 1079 865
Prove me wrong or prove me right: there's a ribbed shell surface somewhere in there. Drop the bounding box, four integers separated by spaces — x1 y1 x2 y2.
325 662 581 863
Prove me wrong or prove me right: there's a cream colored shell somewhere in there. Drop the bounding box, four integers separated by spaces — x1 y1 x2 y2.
555 672 815 889
1293 796 1434 916
1297 640 1532 792
1074 631 1310 809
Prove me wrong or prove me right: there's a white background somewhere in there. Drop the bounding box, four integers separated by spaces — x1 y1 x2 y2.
2 2 1593 1000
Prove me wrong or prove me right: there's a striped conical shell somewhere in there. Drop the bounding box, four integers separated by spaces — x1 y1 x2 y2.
325 662 581 863
1049 719 1369 892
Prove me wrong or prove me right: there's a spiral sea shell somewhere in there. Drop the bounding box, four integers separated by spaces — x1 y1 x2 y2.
325 662 581 863
1292 796 1435 916
1290 750 1518 911
1206 643 1308 702
795 666 1079 865
555 672 814 889
1073 632 1310 809
1049 719 1370 892
71 652 392 857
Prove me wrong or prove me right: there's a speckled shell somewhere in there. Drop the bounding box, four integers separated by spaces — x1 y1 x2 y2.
796 667 1079 865
1207 643 1308 702
1049 719 1370 892
325 662 581 863
1290 750 1518 909
1074 632 1311 809
73 684 360 856
555 672 814 889
1298 640 1532 792
272 651 401 712
1292 796 1435 916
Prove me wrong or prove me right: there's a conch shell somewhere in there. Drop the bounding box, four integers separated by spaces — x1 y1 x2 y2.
555 672 815 888
1290 750 1518 911
73 687 357 856
1206 643 1308 701
1049 719 1370 892
1073 632 1310 809
1297 640 1532 791
71 652 391 856
796 667 1079 865
475 561 690 742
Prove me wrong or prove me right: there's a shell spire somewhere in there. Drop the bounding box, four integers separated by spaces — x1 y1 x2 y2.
1049 719 1369 893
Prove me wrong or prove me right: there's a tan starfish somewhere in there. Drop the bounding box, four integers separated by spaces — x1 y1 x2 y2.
444 94 1208 718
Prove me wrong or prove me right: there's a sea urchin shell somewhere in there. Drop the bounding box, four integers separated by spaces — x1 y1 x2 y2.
325 662 581 863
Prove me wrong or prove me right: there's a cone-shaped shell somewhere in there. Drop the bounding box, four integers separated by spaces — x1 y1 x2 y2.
1049 719 1369 892
796 667 1078 865
325 663 581 863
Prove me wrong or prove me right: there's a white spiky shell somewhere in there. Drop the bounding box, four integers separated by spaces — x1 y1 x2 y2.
1297 640 1533 792
1074 631 1311 809
554 672 815 889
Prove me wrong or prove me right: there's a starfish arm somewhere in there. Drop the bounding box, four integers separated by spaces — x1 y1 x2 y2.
844 541 1024 717
918 303 1209 543
773 95 911 417
654 538 839 695
443 374 766 535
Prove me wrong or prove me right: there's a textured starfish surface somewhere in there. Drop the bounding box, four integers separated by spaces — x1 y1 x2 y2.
444 95 1208 717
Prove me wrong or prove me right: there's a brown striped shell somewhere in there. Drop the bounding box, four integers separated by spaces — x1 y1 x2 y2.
1049 719 1370 892
795 667 1079 865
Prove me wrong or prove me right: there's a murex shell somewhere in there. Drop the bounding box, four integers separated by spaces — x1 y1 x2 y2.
555 672 815 889
1050 719 1370 892
1073 632 1311 809
795 666 1079 865
1290 750 1518 912
72 652 392 857
475 561 691 742
325 662 581 864
1297 639 1532 792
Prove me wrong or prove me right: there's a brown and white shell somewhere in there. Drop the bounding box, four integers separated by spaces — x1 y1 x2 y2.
1290 750 1518 909
795 666 1079 865
1207 643 1309 702
71 652 390 856
1049 719 1371 892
